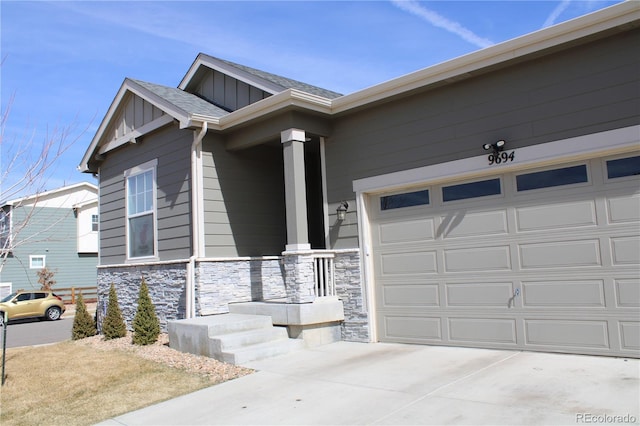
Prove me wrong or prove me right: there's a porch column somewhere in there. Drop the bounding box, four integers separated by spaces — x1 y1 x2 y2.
281 128 310 251
281 128 315 304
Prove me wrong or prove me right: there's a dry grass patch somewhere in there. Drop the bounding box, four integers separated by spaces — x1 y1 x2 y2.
0 336 252 426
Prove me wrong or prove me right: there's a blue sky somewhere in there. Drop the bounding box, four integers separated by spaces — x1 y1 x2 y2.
0 0 624 200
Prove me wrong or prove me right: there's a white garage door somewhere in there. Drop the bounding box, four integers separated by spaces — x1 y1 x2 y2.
371 154 640 357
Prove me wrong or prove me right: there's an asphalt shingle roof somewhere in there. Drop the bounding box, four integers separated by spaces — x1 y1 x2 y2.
202 54 343 99
131 79 230 118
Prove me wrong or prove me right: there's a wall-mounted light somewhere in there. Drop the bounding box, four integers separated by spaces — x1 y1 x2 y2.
336 201 349 221
483 140 506 154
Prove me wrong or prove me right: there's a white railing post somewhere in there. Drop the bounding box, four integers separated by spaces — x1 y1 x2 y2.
311 251 335 298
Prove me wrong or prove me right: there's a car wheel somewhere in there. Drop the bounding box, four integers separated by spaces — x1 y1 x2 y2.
0 312 4 326
45 306 62 321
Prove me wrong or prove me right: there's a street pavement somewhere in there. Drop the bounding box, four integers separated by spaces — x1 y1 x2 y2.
1 317 73 348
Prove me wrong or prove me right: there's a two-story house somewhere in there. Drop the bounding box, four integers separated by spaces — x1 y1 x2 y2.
1 182 99 298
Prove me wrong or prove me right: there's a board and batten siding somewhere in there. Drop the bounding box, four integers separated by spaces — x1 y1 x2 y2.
324 28 640 249
191 69 271 112
98 123 192 264
0 207 97 290
105 93 166 142
201 136 286 257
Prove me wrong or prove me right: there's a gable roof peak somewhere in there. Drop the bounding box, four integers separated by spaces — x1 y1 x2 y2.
179 53 343 100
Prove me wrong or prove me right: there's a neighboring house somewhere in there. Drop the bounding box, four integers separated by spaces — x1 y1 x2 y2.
0 183 99 298
80 2 639 358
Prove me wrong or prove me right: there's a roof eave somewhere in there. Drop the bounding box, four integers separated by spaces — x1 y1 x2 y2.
213 89 332 131
79 79 192 173
178 54 284 94
332 1 640 114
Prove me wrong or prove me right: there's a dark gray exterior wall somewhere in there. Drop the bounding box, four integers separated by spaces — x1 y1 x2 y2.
324 29 640 248
99 123 192 264
201 135 286 257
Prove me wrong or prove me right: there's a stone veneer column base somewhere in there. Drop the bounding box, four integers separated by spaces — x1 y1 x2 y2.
282 251 316 304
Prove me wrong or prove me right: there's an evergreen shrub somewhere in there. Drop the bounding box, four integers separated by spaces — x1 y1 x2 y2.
71 292 97 340
102 283 127 340
132 278 160 345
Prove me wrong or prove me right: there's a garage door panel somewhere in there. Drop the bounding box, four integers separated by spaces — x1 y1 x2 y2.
382 284 439 307
439 210 508 239
378 218 434 244
524 319 609 349
371 154 640 357
444 245 511 272
616 279 640 307
619 322 640 351
516 200 596 231
449 318 517 344
445 282 514 307
519 239 601 268
380 251 438 275
610 236 640 264
522 280 605 307
607 194 640 223
383 316 442 341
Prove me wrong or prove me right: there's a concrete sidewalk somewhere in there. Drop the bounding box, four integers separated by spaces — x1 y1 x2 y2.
98 342 639 425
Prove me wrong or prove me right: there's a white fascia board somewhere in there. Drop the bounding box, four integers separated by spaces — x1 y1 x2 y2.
217 89 332 131
178 54 283 94
125 79 191 125
333 1 640 114
353 125 640 194
72 199 98 209
79 80 132 172
79 79 192 172
6 182 98 206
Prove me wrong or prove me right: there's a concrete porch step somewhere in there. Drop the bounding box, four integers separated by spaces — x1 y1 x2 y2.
220 338 306 365
168 313 303 365
211 326 290 352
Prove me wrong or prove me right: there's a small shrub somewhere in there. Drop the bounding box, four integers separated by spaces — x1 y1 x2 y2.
102 284 127 340
132 278 160 345
37 267 56 290
72 292 97 340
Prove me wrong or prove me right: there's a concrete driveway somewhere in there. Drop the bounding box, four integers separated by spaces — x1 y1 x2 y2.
98 342 639 425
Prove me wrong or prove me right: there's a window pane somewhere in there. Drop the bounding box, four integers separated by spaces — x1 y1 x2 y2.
443 178 501 202
607 156 640 179
516 165 588 191
381 190 430 210
129 214 154 258
30 256 45 268
127 170 154 215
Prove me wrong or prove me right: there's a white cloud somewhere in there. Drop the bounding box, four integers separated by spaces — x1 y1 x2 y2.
390 0 493 49
542 0 572 28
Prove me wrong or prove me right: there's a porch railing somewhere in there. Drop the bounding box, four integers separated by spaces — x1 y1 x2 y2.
312 251 336 298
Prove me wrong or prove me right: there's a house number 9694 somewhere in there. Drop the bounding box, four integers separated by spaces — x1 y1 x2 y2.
488 151 515 165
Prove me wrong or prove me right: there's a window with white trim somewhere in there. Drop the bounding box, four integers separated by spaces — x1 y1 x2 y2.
125 160 157 259
91 214 99 232
30 255 46 269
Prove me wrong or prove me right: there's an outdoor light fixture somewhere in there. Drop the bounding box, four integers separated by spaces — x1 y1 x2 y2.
483 140 506 154
336 201 349 221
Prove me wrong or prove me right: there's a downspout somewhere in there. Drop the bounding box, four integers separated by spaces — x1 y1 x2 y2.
186 122 208 319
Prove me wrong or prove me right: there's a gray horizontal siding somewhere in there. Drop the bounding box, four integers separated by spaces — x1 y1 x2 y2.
0 207 97 290
98 124 192 265
324 28 640 248
201 137 286 257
